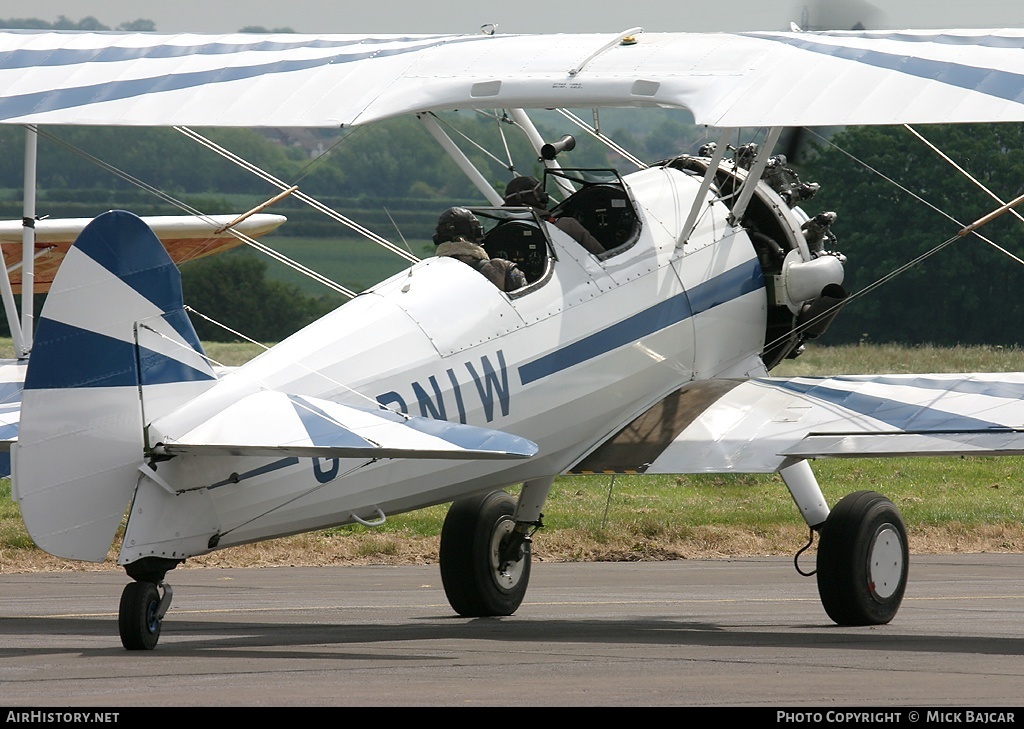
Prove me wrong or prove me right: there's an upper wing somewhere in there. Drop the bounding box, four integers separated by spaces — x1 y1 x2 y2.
1 29 1024 128
570 373 1024 475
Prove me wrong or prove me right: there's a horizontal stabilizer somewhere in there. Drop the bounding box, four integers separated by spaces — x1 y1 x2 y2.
151 391 538 461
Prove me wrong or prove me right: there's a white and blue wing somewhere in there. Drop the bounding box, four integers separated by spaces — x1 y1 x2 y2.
572 374 1024 475
1 29 1024 128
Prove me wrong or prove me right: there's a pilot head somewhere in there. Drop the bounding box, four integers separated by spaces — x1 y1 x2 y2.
503 176 549 209
433 206 484 245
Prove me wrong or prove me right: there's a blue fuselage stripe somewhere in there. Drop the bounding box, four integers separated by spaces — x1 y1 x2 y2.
208 457 300 490
518 260 763 385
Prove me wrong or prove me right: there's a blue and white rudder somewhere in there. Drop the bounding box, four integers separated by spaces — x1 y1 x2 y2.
13 210 217 561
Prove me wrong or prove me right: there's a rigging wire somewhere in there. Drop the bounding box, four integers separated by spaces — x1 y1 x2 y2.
492 109 517 174
804 127 1024 267
763 129 1024 355
215 458 377 538
762 232 964 357
554 108 647 169
175 306 404 415
30 127 356 297
288 124 371 185
175 126 419 265
430 111 513 171
903 123 1024 266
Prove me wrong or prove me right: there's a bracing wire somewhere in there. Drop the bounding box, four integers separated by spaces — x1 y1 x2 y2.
175 126 419 264
804 127 1024 267
762 128 1024 356
31 126 357 297
174 307 405 416
555 108 647 169
429 112 512 171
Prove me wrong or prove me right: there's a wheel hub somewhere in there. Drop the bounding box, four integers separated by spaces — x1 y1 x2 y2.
867 524 904 601
489 519 526 590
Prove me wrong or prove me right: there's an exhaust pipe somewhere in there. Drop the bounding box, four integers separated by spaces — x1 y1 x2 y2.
796 283 848 338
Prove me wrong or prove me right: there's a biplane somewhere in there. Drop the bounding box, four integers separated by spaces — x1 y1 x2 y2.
2 26 1024 649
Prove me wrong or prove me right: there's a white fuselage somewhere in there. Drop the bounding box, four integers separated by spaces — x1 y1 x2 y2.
122 165 780 563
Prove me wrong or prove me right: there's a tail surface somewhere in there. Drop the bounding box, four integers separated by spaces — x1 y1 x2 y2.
13 210 216 561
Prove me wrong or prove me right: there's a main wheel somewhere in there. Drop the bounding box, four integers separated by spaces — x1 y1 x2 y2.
440 490 530 617
119 581 162 650
817 490 909 626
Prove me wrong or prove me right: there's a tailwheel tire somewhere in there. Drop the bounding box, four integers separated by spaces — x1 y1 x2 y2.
440 490 530 617
817 490 909 626
119 581 162 650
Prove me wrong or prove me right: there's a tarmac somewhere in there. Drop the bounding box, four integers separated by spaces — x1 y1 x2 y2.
1 554 1022 707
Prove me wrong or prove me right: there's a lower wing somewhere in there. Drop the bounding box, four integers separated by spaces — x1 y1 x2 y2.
570 373 1024 474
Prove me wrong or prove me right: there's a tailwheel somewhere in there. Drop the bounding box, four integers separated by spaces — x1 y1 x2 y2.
119 581 165 650
440 490 531 617
816 490 909 626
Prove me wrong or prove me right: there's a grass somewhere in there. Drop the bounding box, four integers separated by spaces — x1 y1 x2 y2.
252 234 429 296
3 341 1024 571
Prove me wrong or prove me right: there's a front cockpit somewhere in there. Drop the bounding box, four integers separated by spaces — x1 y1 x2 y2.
544 168 642 257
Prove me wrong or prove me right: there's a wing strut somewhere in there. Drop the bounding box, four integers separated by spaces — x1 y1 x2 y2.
0 127 37 357
729 126 784 224
18 126 35 354
418 113 504 205
678 127 732 247
507 109 575 199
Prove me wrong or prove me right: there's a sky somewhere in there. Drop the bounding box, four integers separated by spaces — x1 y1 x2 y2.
2 0 1023 34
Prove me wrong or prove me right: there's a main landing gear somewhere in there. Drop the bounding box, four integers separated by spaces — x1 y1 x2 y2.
439 490 540 617
816 490 909 626
782 462 909 625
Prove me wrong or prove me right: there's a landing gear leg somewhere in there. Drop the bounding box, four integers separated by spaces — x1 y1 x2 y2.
817 490 909 626
440 480 550 617
118 580 173 650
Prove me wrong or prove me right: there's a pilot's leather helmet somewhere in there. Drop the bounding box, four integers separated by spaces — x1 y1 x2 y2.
434 206 484 245
503 175 549 208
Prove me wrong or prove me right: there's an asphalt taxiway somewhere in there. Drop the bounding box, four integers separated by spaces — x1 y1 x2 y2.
1 555 1022 706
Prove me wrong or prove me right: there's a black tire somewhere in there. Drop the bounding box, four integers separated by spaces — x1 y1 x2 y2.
440 490 530 617
817 490 909 626
119 581 162 650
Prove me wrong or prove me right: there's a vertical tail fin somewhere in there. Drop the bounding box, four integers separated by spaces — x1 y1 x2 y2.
13 210 216 561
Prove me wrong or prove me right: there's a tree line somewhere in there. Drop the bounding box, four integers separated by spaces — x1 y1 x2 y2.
799 123 1024 347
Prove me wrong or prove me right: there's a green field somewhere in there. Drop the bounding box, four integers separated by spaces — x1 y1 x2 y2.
245 234 431 297
2 342 1024 569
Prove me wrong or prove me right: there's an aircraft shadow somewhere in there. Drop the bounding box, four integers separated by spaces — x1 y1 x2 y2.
1 614 1022 660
